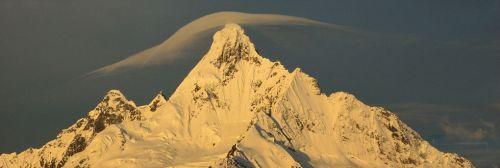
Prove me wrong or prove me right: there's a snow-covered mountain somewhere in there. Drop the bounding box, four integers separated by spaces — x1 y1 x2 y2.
0 24 473 168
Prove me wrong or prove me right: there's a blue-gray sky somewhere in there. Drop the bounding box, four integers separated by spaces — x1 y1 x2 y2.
1 0 499 167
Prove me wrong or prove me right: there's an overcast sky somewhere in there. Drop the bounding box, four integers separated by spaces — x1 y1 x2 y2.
1 0 499 166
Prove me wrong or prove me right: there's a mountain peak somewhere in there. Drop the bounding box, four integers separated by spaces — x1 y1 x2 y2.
97 89 135 108
100 89 130 105
204 24 261 68
104 89 125 98
88 89 139 120
211 23 249 51
217 23 245 37
148 91 167 112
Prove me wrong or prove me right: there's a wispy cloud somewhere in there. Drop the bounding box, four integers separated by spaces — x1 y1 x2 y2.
389 102 472 113
440 118 495 142
389 102 497 142
474 40 500 50
84 11 367 78
388 102 473 124
489 101 500 111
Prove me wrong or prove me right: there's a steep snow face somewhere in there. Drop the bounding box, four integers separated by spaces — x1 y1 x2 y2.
1 24 473 168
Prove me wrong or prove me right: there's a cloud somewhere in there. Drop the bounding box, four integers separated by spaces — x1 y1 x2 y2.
440 118 496 142
390 102 472 113
474 40 500 50
388 102 473 124
83 11 368 78
489 101 500 111
389 102 497 142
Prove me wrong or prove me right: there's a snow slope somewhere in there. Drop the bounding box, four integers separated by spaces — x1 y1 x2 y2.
1 24 473 168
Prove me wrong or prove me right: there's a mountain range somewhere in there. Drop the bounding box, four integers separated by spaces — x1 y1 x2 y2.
0 24 473 168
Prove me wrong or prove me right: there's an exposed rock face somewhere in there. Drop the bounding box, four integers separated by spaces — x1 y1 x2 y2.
0 24 474 168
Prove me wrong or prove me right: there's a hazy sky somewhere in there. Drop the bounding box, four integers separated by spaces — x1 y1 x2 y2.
1 0 499 166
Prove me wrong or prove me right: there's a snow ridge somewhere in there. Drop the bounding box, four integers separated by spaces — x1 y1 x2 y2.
1 24 473 168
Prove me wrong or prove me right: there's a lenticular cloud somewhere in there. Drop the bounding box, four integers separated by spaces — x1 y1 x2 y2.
85 11 359 77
